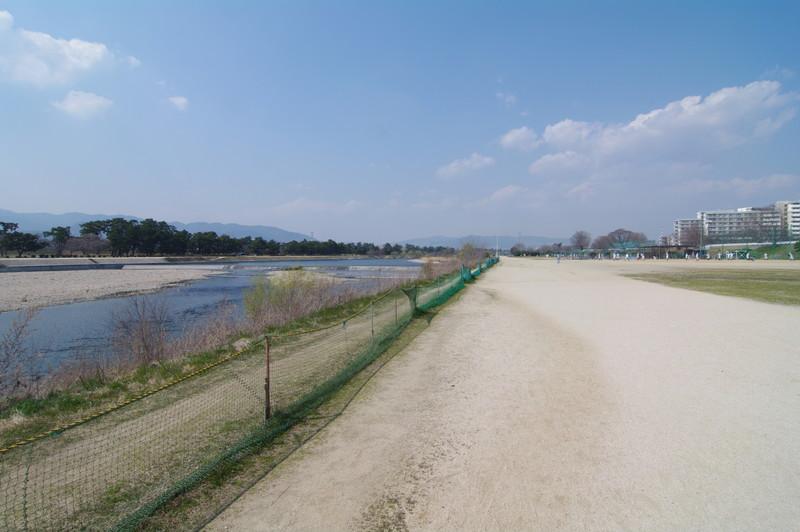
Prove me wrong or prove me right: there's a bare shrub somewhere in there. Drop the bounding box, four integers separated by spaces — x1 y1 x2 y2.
458 243 484 269
0 308 39 400
244 270 372 330
111 297 170 367
418 257 460 281
167 301 241 358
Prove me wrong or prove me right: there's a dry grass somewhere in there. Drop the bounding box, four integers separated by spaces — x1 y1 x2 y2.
626 269 800 306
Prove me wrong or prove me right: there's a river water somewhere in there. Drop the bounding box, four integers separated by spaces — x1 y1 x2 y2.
0 258 420 377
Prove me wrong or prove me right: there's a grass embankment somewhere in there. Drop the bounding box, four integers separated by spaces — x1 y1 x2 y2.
0 290 404 449
627 269 800 306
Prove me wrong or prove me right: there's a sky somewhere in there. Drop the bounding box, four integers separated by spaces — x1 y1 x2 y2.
1 1 799 242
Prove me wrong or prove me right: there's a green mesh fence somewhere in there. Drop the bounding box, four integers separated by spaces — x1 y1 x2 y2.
0 258 498 531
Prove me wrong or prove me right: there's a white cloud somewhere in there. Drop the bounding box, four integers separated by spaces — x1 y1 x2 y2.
528 150 589 176
488 184 524 202
52 90 112 118
496 91 517 106
168 95 189 111
0 10 13 31
436 153 495 179
528 81 799 191
565 181 594 201
126 55 141 68
499 126 540 151
0 12 112 86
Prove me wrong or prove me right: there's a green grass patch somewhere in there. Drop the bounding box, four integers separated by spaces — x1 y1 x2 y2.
626 269 800 305
707 242 799 260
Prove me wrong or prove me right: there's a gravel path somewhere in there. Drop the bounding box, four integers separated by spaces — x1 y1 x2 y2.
0 268 216 312
208 257 800 531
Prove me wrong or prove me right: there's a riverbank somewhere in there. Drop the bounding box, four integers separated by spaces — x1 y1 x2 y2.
0 268 219 313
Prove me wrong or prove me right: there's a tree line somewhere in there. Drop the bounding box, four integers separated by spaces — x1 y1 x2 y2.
0 218 454 258
510 228 649 256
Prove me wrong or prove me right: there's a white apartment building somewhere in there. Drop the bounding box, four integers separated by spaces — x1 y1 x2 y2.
673 218 702 246
776 201 800 238
699 206 781 242
673 200 798 245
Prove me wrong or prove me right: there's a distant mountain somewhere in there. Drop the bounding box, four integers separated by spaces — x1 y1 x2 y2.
0 209 309 243
401 234 566 250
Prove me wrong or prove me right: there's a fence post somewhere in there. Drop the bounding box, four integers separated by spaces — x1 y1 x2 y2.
394 296 398 325
264 336 271 422
370 302 375 339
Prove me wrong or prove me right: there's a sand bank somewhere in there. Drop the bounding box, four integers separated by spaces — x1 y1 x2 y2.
0 268 217 312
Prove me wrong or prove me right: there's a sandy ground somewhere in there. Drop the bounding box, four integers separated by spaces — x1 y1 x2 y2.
207 257 800 531
0 268 217 312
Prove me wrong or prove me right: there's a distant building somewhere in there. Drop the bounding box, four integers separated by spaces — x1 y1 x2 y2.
673 218 702 246
699 206 781 243
776 201 800 238
673 200 798 245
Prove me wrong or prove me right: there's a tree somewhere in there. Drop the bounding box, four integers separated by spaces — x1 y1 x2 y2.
63 234 110 256
606 228 647 249
0 222 20 256
79 220 110 237
510 243 527 256
44 226 71 256
591 235 613 249
570 230 591 250
4 232 45 257
107 218 139 256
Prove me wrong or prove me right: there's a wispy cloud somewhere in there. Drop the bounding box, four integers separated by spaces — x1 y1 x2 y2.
51 90 112 118
499 126 540 151
436 153 495 179
496 91 517 106
168 95 189 111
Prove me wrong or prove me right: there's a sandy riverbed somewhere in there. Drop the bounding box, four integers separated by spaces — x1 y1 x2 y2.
209 257 800 531
0 268 218 312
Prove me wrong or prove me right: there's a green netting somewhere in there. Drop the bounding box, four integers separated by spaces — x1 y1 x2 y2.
0 259 498 531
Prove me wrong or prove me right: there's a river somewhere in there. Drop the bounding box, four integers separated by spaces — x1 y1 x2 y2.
0 258 420 378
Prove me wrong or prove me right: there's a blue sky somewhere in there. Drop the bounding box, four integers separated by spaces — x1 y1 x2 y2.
1 1 799 241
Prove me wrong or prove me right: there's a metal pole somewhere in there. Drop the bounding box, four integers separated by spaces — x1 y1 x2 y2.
370 302 374 339
264 336 271 422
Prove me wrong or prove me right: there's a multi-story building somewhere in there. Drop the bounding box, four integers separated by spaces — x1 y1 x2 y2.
776 201 800 238
699 206 781 243
673 218 702 246
673 200 798 246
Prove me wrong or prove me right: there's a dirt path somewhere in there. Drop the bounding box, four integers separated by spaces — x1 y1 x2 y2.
208 257 800 531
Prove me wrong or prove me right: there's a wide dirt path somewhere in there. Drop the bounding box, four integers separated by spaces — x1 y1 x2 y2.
209 258 800 531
